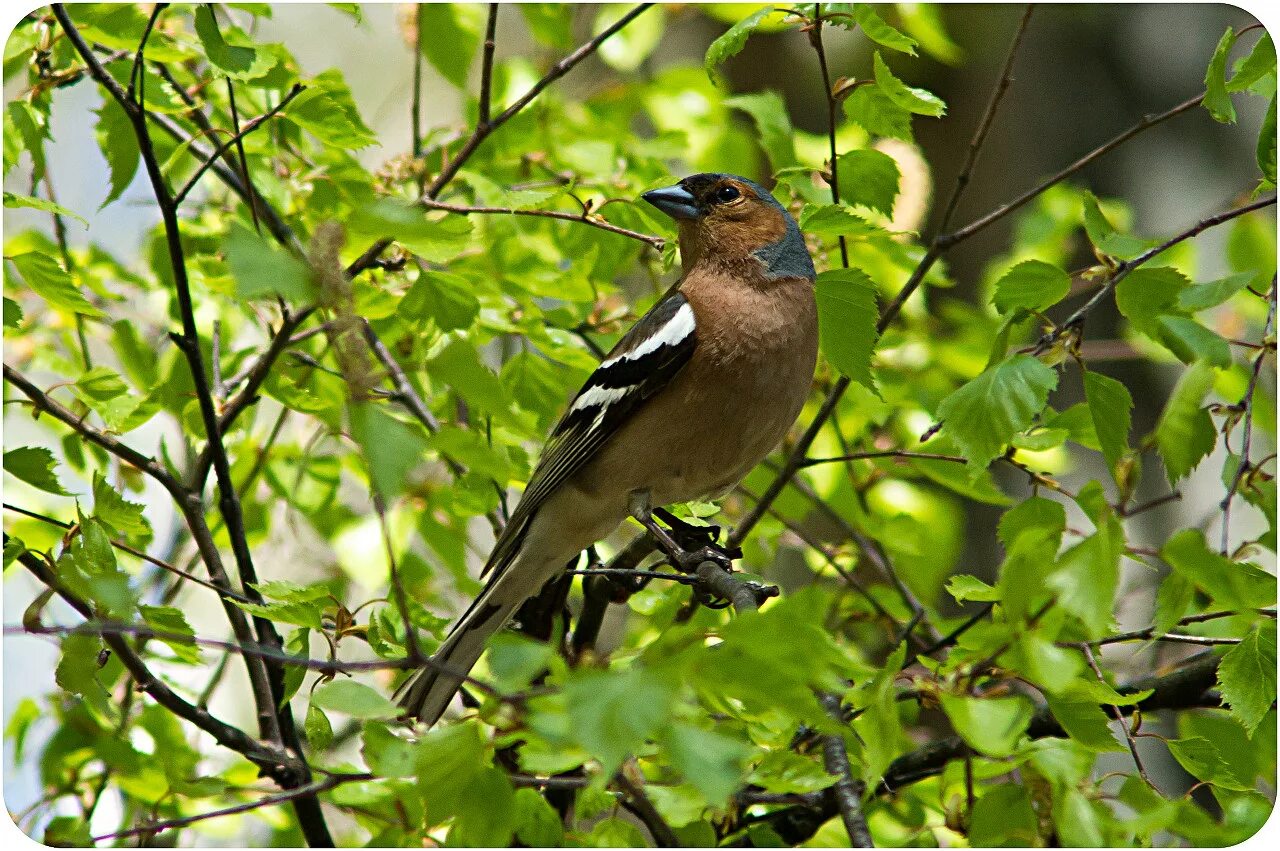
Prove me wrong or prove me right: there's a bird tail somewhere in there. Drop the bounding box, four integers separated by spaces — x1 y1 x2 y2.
396 522 553 725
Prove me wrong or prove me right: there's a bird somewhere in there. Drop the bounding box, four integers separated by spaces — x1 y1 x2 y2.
396 172 818 724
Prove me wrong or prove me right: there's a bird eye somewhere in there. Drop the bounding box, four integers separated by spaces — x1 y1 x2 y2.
714 185 741 203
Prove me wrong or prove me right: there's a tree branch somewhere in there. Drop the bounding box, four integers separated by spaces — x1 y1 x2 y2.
424 4 654 199
754 654 1223 844
818 693 874 847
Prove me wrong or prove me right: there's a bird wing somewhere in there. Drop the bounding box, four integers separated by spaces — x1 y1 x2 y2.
481 288 697 578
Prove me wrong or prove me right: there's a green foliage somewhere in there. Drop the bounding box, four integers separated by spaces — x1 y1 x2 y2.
3 4 1274 848
935 354 1059 472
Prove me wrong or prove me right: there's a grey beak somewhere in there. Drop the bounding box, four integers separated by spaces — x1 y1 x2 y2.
642 184 699 221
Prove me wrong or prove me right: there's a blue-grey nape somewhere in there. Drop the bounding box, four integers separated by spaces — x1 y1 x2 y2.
737 177 816 282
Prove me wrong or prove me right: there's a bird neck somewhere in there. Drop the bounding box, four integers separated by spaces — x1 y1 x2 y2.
677 220 815 285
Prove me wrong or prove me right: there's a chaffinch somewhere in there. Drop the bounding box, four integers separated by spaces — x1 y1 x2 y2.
398 173 818 723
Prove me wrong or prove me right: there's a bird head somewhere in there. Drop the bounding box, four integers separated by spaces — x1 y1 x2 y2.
642 173 815 282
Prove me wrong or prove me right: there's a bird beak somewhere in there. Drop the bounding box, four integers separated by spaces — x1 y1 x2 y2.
642 184 699 221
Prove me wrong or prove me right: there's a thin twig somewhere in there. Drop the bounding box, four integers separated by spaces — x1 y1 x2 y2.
172 82 305 205
126 3 167 102
1220 281 1277 553
2 503 251 603
1039 196 1276 350
425 4 654 198
11 545 292 775
478 4 499 126
1080 642 1153 787
934 5 1035 234
421 198 665 250
88 772 372 843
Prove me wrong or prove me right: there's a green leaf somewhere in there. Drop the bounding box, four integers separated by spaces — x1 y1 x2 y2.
1167 736 1251 790
563 665 676 776
939 693 1034 757
991 259 1071 314
311 678 400 719
936 354 1058 472
871 51 945 116
1177 272 1256 312
415 720 487 825
3 191 87 227
1115 266 1189 332
1156 315 1232 368
512 787 564 846
849 4 918 54
400 270 480 332
1204 27 1239 124
705 6 776 84
362 722 416 777
1083 370 1133 474
6 101 48 182
4 446 71 495
969 784 1040 847
285 70 377 149
594 4 665 73
451 767 516 846
747 749 837 794
725 91 798 170
662 723 753 806
305 703 333 751
347 199 472 263
94 101 139 210
945 574 1000 603
814 268 879 392
798 203 877 239
519 4 574 49
3 296 22 329
56 633 106 699
226 222 315 301
417 3 484 89
1082 193 1148 259
44 816 92 847
1227 33 1275 93
835 149 900 217
897 3 963 64
350 402 431 498
1217 620 1278 736
1045 693 1124 752
1048 509 1124 637
139 605 200 664
193 6 271 79
843 82 914 141
1161 529 1276 610
231 598 324 629
1154 361 1217 484
6 252 105 317
1259 95 1277 183
75 366 129 402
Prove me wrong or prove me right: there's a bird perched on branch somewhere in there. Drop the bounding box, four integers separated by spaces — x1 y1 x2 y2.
397 173 818 724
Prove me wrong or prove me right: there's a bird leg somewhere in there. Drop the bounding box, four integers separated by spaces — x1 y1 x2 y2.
652 507 744 561
629 491 736 573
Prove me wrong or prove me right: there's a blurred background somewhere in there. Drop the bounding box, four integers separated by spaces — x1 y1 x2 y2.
4 0 1272 831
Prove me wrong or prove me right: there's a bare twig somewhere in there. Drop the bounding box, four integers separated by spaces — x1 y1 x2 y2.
425 4 654 198
421 198 665 250
934 5 1035 234
1080 642 1153 787
173 82 306 205
1041 196 1276 350
1220 281 1277 553
89 772 372 844
2 503 251 603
